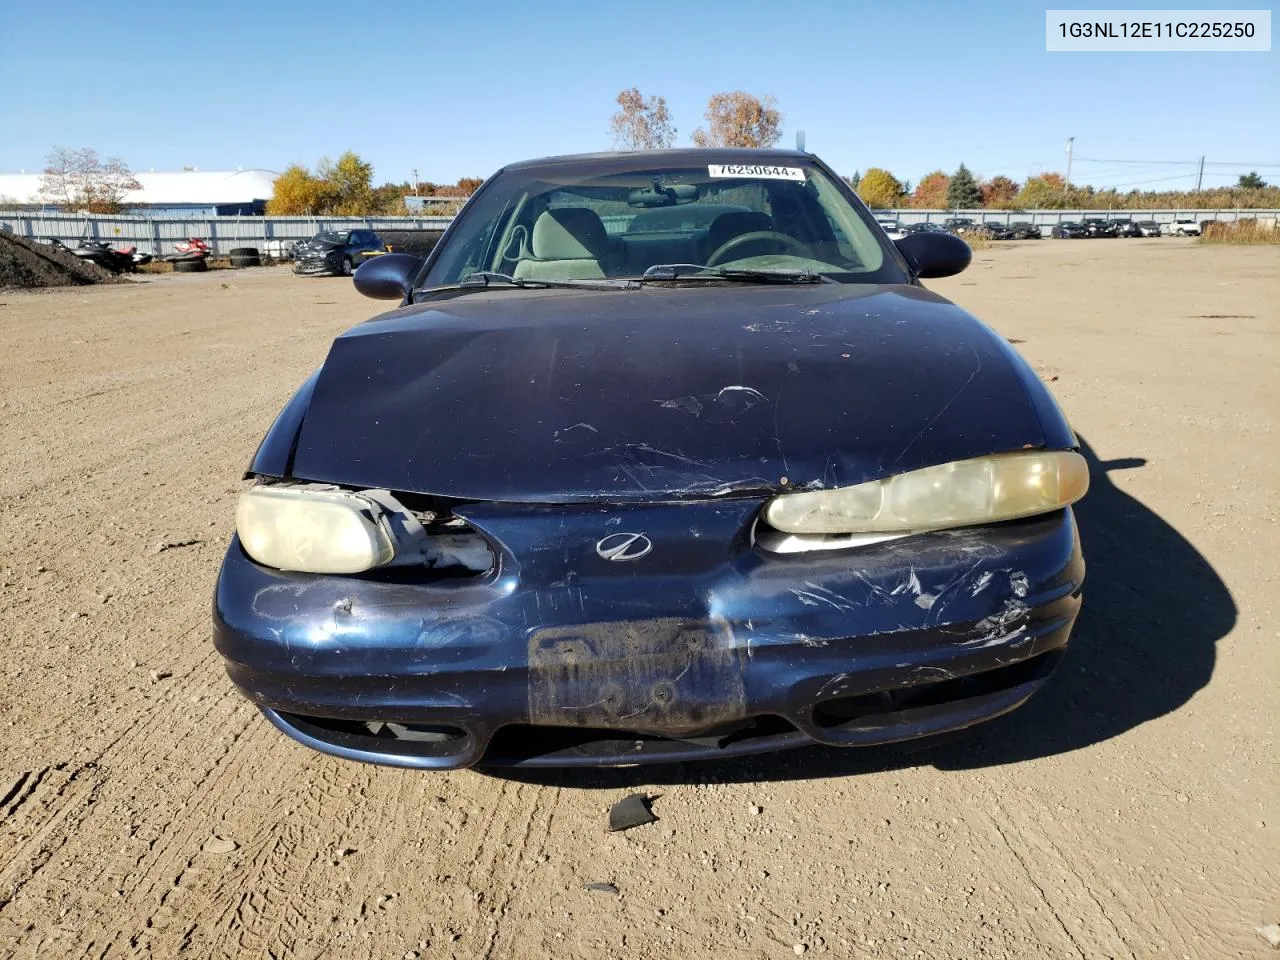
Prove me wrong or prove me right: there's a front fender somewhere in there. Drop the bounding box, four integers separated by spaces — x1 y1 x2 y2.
246 368 321 478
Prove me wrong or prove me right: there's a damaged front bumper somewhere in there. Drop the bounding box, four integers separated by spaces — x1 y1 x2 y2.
293 255 340 276
213 501 1084 769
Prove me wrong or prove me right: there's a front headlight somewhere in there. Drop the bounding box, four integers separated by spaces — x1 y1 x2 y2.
236 485 396 573
763 450 1088 535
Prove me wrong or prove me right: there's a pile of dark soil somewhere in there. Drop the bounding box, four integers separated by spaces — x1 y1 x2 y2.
0 234 125 289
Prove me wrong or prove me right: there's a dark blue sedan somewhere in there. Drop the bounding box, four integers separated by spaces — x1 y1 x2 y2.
214 149 1087 769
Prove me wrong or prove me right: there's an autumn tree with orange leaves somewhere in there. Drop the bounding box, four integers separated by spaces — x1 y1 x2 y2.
856 168 905 208
980 175 1020 208
691 92 782 148
910 171 950 208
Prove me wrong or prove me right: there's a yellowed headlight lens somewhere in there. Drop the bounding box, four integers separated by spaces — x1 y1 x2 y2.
763 451 1088 534
236 486 396 573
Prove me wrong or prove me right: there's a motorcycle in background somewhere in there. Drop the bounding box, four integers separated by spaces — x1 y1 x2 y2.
167 237 212 273
71 239 140 273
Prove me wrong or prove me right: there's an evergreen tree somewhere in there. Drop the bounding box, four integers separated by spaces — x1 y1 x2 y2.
945 163 982 209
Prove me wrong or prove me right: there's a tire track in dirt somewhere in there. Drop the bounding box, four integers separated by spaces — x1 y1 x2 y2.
28 702 271 956
475 781 562 960
0 762 106 914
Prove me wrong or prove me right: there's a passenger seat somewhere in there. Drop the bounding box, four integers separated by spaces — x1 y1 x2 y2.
514 208 610 280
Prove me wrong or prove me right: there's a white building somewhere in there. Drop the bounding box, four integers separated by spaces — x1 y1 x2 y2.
0 168 279 215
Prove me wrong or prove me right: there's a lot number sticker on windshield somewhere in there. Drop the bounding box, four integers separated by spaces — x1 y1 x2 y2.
708 164 806 180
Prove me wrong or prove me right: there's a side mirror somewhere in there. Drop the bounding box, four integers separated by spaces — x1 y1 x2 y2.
353 253 422 300
894 232 972 279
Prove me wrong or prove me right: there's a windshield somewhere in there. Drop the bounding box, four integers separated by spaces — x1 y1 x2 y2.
418 159 906 289
315 231 350 244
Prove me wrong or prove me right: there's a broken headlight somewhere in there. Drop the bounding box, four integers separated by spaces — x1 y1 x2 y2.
763 451 1088 535
236 485 400 573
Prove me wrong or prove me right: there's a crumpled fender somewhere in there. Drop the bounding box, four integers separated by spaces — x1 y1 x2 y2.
246 369 320 478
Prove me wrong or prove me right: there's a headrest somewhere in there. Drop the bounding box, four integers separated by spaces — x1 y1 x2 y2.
531 208 609 260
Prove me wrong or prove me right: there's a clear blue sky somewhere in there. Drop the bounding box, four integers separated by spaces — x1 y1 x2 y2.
1 0 1275 189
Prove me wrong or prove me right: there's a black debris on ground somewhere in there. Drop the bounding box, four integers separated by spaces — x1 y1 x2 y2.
0 234 125 289
607 794 658 832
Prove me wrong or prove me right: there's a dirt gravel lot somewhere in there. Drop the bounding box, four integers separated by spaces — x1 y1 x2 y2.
1 239 1277 959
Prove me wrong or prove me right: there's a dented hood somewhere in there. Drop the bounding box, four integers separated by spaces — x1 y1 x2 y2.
290 284 1069 502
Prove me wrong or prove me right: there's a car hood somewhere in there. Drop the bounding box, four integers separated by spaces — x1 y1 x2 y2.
288 284 1071 503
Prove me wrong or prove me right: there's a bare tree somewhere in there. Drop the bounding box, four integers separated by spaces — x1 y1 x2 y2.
691 92 782 148
38 147 142 213
609 88 677 150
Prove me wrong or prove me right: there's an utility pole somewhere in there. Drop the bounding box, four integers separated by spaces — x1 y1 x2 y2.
1064 136 1074 193
1195 155 1204 192
411 168 420 196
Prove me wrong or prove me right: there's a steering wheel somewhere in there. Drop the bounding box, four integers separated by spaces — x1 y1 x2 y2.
706 230 809 267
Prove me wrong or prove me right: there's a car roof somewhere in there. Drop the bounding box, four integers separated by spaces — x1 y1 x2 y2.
502 148 816 176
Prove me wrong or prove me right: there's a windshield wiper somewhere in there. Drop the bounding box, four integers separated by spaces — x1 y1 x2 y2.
413 272 636 299
456 271 637 290
639 263 827 284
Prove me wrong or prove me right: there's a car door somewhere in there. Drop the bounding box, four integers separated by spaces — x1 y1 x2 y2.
349 231 376 264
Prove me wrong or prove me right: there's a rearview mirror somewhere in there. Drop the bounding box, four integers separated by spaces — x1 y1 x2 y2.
894 232 972 279
353 253 422 300
627 183 700 207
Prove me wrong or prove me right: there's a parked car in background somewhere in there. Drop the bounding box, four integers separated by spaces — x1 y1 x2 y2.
1051 222 1090 239
974 222 1014 240
1108 220 1143 238
942 217 977 234
294 229 387 276
1083 218 1118 238
1168 220 1202 236
214 147 1087 770
1009 221 1042 239
1136 220 1163 237
876 218 905 240
902 222 948 236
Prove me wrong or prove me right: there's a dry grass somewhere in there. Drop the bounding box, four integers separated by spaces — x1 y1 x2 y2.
963 232 991 251
1198 219 1280 245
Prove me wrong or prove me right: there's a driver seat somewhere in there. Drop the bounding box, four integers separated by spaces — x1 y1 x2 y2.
514 208 609 280
704 211 774 260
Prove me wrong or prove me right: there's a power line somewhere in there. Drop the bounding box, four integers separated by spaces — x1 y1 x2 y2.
1075 156 1280 168
1074 156 1198 165
1084 172 1200 189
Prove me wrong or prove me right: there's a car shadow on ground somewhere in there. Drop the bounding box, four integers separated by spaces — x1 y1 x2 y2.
487 436 1236 788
